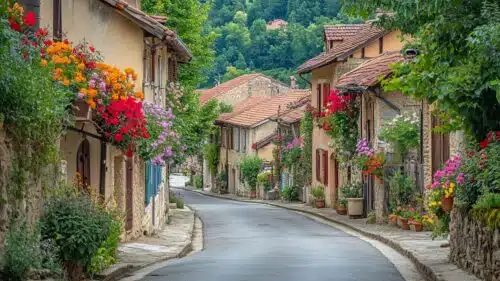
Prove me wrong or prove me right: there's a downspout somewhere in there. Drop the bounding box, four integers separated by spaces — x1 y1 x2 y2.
299 73 312 88
99 142 107 197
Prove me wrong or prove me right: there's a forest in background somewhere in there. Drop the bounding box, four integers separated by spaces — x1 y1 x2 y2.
202 0 359 88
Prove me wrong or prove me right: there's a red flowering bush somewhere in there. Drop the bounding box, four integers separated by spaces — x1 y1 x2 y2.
95 97 149 156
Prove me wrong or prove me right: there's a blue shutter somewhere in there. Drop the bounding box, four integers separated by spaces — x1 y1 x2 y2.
145 161 153 205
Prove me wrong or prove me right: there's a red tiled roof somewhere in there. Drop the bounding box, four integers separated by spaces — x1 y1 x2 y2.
324 24 368 41
336 52 404 88
297 25 389 74
217 96 270 121
198 74 262 104
218 91 310 128
269 95 310 124
254 133 278 150
99 0 191 62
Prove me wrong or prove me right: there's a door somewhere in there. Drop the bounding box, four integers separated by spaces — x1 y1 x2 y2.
76 139 91 189
330 155 339 207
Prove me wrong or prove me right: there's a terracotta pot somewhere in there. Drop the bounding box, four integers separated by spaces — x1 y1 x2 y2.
315 199 325 208
410 222 423 232
389 215 398 226
347 198 364 217
397 216 402 227
441 196 454 213
400 218 409 230
336 205 347 215
248 190 257 199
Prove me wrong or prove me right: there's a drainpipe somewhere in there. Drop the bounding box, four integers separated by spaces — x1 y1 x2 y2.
99 142 107 197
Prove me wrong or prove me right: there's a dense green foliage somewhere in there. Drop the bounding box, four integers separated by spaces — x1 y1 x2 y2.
204 143 220 176
239 156 263 190
202 0 360 87
344 0 500 141
87 220 121 275
40 194 113 277
311 185 325 199
281 185 299 201
388 170 416 212
296 111 313 187
340 182 363 198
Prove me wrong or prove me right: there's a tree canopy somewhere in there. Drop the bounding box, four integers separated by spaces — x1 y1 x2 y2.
343 0 500 140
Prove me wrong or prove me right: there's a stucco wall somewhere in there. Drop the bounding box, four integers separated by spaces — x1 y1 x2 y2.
352 31 403 59
216 76 290 106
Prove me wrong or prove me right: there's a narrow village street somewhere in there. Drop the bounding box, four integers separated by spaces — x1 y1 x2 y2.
139 186 407 281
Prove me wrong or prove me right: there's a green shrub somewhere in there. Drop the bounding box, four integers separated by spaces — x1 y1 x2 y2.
257 170 272 191
474 192 500 209
2 220 41 281
240 156 263 191
311 185 325 199
176 198 184 209
203 144 219 176
194 175 202 189
87 220 121 275
40 194 112 280
388 170 416 212
281 185 299 201
169 191 177 203
340 182 363 198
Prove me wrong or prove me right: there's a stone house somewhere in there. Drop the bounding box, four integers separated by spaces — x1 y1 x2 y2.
36 0 191 240
215 91 310 196
198 73 290 106
266 19 288 31
297 22 464 213
297 22 406 208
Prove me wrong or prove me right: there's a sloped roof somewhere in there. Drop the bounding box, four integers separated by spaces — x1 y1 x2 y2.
297 25 389 74
218 91 310 128
198 74 263 104
336 52 404 89
324 24 368 41
253 133 278 150
269 95 310 124
218 96 270 121
99 0 191 62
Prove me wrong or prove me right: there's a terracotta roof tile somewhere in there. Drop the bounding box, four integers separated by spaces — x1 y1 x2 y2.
198 74 263 104
99 0 191 62
297 25 389 74
324 24 369 41
217 96 270 121
336 52 404 88
254 133 278 149
219 90 310 128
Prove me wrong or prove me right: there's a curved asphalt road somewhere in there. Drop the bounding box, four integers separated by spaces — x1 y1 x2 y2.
142 189 405 281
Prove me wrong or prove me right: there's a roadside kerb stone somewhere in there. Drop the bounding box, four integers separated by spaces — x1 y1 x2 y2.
175 187 480 281
95 207 197 281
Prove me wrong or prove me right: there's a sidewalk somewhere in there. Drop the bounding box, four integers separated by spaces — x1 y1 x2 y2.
96 207 196 281
178 186 480 281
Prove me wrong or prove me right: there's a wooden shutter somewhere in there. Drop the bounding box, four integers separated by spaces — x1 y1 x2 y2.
53 0 62 41
379 37 384 54
431 116 450 173
316 84 322 111
316 149 321 181
323 150 329 185
323 83 330 108
168 58 177 82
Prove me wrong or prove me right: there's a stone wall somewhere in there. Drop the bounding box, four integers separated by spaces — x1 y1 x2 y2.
450 209 500 281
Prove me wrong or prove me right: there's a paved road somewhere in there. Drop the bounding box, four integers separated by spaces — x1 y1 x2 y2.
142 189 405 281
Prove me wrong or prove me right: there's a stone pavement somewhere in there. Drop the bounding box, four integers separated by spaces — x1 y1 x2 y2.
96 207 196 281
178 186 480 281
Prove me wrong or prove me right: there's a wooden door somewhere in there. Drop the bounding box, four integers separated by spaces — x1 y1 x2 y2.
76 139 90 189
330 155 339 207
431 116 450 174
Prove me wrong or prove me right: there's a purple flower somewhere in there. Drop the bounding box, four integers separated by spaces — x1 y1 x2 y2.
77 92 85 99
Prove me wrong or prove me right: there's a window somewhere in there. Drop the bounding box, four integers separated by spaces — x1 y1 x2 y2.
229 127 234 150
361 47 366 58
316 149 321 181
316 84 322 111
323 150 329 185
234 127 240 152
322 83 330 108
379 37 384 54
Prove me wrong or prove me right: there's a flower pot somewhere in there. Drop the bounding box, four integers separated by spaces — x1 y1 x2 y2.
248 190 257 199
336 205 347 215
410 222 423 232
389 214 398 226
347 198 364 217
315 199 325 208
441 196 454 213
400 218 409 230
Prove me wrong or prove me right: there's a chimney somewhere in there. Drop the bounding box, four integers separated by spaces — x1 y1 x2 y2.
290 76 297 89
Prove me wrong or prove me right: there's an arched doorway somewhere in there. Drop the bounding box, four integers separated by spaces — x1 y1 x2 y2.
76 139 91 189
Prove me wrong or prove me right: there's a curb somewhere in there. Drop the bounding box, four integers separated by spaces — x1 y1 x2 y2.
178 187 441 281
99 206 197 281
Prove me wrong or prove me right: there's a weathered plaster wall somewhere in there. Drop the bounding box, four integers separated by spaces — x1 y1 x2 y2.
216 76 290 106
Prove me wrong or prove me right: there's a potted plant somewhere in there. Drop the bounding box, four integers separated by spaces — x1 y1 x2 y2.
311 185 325 208
388 214 398 225
336 199 348 215
400 208 417 230
409 215 424 232
340 182 364 217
